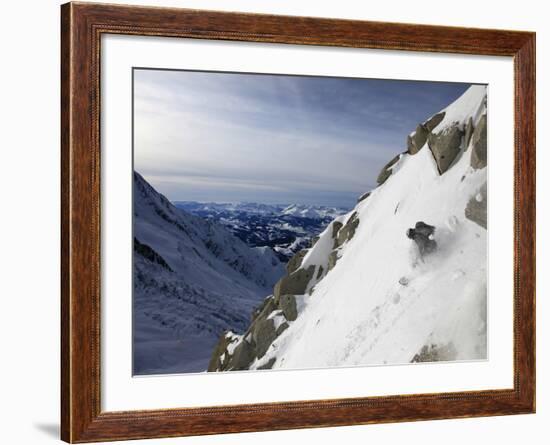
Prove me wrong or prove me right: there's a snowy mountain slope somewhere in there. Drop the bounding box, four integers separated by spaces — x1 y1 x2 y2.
133 172 285 374
209 85 488 372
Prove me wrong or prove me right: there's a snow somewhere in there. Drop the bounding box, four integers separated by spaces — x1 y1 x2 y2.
225 333 241 355
248 85 488 371
267 310 287 330
301 213 347 274
431 84 487 133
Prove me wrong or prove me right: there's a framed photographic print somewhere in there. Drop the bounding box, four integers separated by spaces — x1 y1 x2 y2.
61 2 536 442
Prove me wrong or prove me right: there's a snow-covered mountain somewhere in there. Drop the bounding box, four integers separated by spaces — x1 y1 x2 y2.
174 201 349 262
133 172 285 374
174 201 284 216
175 201 348 220
280 204 348 220
209 85 488 372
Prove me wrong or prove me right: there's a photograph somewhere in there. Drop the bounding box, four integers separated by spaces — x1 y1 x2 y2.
132 69 488 376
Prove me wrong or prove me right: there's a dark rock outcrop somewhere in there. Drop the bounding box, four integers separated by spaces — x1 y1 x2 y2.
251 295 277 322
376 154 401 185
407 124 429 155
357 191 371 203
335 212 359 248
228 339 257 370
427 125 464 174
286 249 307 274
424 112 446 132
252 316 289 358
411 342 457 363
134 237 173 272
273 265 315 299
465 182 487 229
406 112 445 155
464 117 474 148
470 115 487 169
279 294 298 321
331 221 343 238
328 250 340 271
207 332 236 372
207 332 257 371
210 292 293 371
316 265 324 279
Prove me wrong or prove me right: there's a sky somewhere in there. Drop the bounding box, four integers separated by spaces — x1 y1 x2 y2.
134 69 472 208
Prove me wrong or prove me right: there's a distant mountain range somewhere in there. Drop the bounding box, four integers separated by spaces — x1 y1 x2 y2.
174 201 349 262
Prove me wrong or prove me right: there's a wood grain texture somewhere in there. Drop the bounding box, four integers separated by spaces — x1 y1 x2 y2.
60 2 536 442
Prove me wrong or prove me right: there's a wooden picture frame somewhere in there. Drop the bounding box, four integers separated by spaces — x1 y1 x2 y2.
61 2 536 442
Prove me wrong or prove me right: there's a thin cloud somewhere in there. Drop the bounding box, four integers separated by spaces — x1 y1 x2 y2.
134 69 471 207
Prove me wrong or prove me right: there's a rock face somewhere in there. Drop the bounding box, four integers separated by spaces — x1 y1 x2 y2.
427 125 464 174
286 250 307 274
406 112 445 155
470 115 487 169
207 332 235 372
405 108 488 176
411 342 457 362
464 117 474 148
377 154 401 185
332 221 343 238
134 237 173 272
279 294 298 321
328 250 340 271
210 252 316 370
357 191 371 203
424 112 446 131
465 182 487 229
251 295 277 322
407 124 429 155
274 265 315 299
316 265 324 279
335 212 360 248
210 294 291 370
228 339 257 370
252 316 288 358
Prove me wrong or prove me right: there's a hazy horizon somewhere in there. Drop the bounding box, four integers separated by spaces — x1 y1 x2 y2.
134 69 473 208
171 197 353 209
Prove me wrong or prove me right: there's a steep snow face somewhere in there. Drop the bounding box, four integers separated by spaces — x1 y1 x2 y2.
212 85 488 372
133 172 284 374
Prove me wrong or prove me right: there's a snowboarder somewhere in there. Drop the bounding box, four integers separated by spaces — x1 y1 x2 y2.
406 221 437 257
